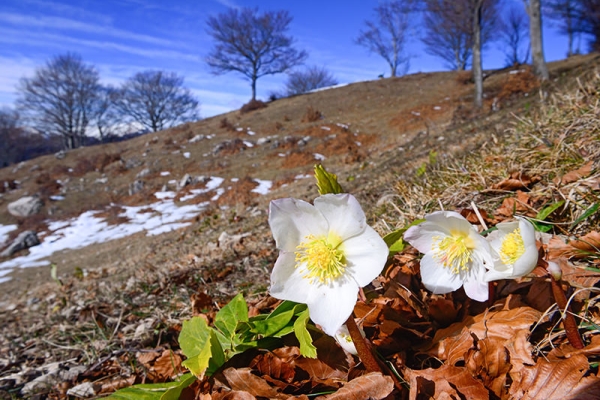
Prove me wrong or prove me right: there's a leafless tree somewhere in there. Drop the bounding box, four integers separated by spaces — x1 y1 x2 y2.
421 0 499 71
472 0 485 108
113 71 199 133
569 0 600 52
356 1 415 77
522 0 549 80
499 5 530 66
544 0 580 56
206 8 307 100
17 53 101 149
284 66 338 96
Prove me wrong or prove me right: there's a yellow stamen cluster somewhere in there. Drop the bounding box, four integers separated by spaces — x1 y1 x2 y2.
295 234 346 284
499 228 525 265
433 231 474 274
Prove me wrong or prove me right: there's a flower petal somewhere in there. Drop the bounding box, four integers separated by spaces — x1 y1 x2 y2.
419 253 463 294
269 198 328 252
305 280 359 336
463 265 489 302
343 225 388 287
314 194 366 241
270 251 316 304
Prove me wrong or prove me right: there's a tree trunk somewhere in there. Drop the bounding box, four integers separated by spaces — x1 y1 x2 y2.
473 0 483 109
251 77 257 100
525 0 549 80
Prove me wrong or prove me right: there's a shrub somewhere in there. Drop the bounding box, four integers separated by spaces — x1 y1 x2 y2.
302 106 322 122
240 99 267 114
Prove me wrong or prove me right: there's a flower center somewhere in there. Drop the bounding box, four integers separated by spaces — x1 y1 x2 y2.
295 234 346 284
433 231 474 274
499 228 525 265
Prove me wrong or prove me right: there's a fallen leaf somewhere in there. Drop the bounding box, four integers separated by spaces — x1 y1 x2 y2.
321 372 394 400
554 161 594 185
508 354 600 399
404 364 490 400
492 171 542 191
222 367 287 399
495 191 537 219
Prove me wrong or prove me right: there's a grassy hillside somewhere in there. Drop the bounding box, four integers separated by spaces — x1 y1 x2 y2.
0 53 599 398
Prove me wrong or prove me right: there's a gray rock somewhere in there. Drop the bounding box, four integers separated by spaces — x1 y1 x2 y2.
128 180 144 196
7 196 43 217
55 150 66 159
1 231 40 257
66 381 96 398
178 174 191 190
136 168 150 178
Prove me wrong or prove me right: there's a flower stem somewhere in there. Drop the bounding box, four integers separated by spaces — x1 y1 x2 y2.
345 314 382 373
549 275 584 349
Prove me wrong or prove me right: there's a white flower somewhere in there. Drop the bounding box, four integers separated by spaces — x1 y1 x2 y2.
484 217 538 282
268 193 388 336
334 324 363 355
404 211 494 302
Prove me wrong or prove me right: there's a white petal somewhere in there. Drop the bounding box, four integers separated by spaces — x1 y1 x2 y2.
419 254 463 294
305 280 359 336
463 265 489 301
343 226 388 287
512 245 538 277
518 217 537 247
426 211 474 235
314 194 366 241
484 267 512 282
269 198 328 252
270 251 316 304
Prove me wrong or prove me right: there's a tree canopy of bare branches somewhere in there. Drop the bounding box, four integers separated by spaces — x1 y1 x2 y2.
570 0 600 52
283 66 338 96
421 0 499 71
206 7 307 100
16 53 101 149
356 1 415 77
544 0 580 56
499 5 530 66
113 71 199 133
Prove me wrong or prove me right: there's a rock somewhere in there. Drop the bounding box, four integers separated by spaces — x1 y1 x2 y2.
1 231 40 257
55 150 66 159
7 196 43 217
129 180 144 196
67 381 96 398
189 134 205 143
218 231 250 249
136 168 150 178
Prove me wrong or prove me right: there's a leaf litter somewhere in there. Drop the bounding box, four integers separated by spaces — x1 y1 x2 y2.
2 63 600 399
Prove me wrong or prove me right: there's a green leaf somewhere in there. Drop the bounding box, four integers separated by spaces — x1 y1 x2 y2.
314 164 344 195
536 200 565 221
252 309 295 336
293 308 317 358
570 203 599 229
383 219 424 257
206 330 226 375
179 317 213 377
107 373 195 400
214 293 248 340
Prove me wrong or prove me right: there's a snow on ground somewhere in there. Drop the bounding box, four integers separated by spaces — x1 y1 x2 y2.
0 176 237 283
251 179 272 195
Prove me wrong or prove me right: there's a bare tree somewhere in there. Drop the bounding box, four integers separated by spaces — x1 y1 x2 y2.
17 53 101 149
422 0 498 71
284 66 338 96
544 0 580 56
356 1 414 77
523 0 549 80
94 86 122 142
206 8 307 100
569 0 600 52
113 71 199 133
499 5 530 66
472 0 484 108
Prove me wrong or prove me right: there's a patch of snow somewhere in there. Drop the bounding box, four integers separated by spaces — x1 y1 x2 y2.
320 126 331 131
155 191 176 199
183 152 190 159
509 69 524 74
231 178 239 182
314 153 326 161
355 141 362 147
95 178 108 184
236 127 243 132
189 134 204 143
295 174 311 179
433 106 441 110
160 171 170 176
336 123 349 130
252 179 272 195
247 130 256 136
278 153 286 157
308 82 349 93
0 224 18 246
411 111 421 116
243 141 254 148
50 195 65 201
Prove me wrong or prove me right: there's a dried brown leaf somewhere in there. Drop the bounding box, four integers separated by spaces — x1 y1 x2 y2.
222 367 287 399
554 160 594 185
320 372 394 400
492 171 541 191
465 337 512 397
404 365 490 400
153 350 182 380
508 354 600 399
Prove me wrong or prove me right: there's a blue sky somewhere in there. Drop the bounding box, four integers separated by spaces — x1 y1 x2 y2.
0 0 573 118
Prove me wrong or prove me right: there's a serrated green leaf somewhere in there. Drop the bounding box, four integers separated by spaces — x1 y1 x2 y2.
294 308 317 358
252 309 295 336
536 200 565 221
214 293 248 340
570 203 599 229
107 373 195 400
179 317 213 377
314 164 344 195
206 330 226 375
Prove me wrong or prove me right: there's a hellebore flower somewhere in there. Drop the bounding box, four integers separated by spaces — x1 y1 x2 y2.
334 324 363 355
484 217 538 282
404 211 494 302
268 194 388 337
